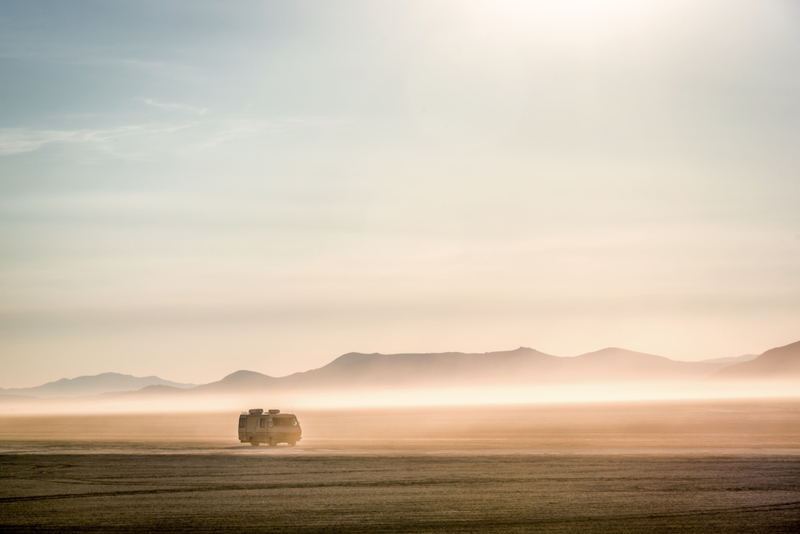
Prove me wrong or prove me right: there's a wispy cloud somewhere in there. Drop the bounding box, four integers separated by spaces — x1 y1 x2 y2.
0 116 349 157
0 46 200 77
143 98 208 116
202 117 351 147
0 123 197 156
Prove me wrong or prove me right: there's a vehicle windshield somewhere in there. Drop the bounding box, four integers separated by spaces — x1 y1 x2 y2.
273 416 297 427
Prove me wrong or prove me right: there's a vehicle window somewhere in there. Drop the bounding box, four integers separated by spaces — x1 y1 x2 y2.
259 418 265 428
239 416 246 428
274 417 296 427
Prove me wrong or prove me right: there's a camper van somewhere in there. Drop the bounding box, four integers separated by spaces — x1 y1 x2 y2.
238 409 302 446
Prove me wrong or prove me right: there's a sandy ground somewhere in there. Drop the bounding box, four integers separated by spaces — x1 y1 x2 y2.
1 399 799 532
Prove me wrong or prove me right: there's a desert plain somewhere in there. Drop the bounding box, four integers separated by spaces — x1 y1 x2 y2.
1 399 799 533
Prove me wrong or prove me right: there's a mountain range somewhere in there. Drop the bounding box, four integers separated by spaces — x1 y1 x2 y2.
2 341 797 400
0 373 195 398
186 346 762 395
714 340 800 379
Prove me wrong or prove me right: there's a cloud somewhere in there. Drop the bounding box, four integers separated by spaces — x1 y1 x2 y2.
0 124 197 156
0 116 348 157
201 117 351 147
0 129 79 156
143 98 208 116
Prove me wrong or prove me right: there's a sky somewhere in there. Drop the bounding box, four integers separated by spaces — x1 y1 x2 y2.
1 0 799 388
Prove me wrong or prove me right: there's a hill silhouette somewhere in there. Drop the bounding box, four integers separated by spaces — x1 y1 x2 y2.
191 370 280 393
552 348 728 381
7 341 798 403
190 347 735 394
714 340 800 379
699 354 757 364
0 373 195 398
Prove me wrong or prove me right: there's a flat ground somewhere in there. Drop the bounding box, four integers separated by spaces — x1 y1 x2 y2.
1 399 799 533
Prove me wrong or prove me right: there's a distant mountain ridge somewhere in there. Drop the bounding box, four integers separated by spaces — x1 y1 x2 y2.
0 373 195 398
4 341 798 401
699 354 758 364
714 341 800 379
190 347 736 395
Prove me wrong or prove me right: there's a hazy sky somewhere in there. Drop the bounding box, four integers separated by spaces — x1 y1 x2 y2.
1 0 799 387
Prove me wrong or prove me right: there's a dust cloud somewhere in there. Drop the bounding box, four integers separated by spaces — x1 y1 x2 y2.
3 377 799 532
1 399 799 455
2 379 799 416
2 400 800 532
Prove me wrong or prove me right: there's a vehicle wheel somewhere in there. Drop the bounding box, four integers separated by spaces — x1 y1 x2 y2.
288 440 296 446
250 439 259 446
268 438 276 446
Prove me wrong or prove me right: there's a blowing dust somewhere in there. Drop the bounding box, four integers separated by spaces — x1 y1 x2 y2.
1 398 798 455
